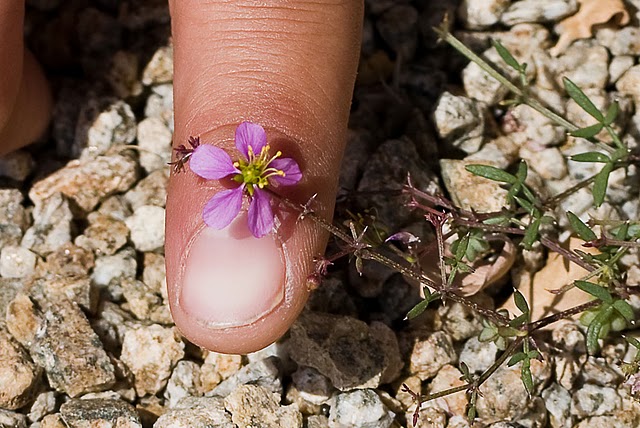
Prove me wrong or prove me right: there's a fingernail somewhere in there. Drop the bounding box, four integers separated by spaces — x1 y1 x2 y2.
179 213 285 328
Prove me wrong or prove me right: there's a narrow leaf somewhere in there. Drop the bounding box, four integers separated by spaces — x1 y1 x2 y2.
465 164 517 184
570 123 604 139
613 300 634 322
570 151 610 163
508 352 527 366
492 39 521 71
513 289 530 316
593 162 614 207
563 77 604 121
614 222 629 241
567 211 597 241
521 365 534 395
575 280 613 303
516 161 528 182
521 217 541 250
406 299 430 320
604 101 619 125
586 307 613 355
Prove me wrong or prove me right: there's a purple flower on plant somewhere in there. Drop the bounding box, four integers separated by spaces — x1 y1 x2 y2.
188 122 302 238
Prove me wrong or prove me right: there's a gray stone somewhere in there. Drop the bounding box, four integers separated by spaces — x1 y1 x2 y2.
328 389 394 428
144 84 174 131
124 168 169 209
224 384 302 428
570 384 621 418
27 392 57 423
121 278 163 320
582 357 624 387
596 27 640 56
154 397 233 428
0 246 37 278
0 410 27 428
357 139 438 230
209 356 282 398
287 312 402 390
408 331 457 380
75 214 129 256
609 56 634 84
376 5 418 58
75 99 136 160
6 296 115 397
120 325 184 396
96 195 132 222
164 360 202 408
291 366 333 407
458 0 510 29
0 151 34 182
21 193 73 256
0 328 41 410
29 155 138 213
92 247 137 288
542 383 572 428
137 117 173 173
573 411 640 428
125 205 165 252
616 65 640 106
508 104 566 148
433 92 485 154
501 0 577 25
60 399 141 428
459 337 498 374
476 359 551 422
555 42 609 90
0 189 27 230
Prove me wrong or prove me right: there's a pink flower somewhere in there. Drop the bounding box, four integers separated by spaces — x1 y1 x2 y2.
189 122 302 238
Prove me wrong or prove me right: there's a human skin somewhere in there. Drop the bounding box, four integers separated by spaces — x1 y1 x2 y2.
0 0 364 354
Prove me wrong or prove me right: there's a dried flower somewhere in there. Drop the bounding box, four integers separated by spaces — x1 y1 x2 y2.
189 122 302 238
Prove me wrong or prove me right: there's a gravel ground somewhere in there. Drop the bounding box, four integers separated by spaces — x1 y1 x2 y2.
1 0 640 427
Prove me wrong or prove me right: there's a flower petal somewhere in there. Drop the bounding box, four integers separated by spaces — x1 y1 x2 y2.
202 186 243 229
269 157 302 186
190 145 239 179
247 188 274 238
236 122 267 159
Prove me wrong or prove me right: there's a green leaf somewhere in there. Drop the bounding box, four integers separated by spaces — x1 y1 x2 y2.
509 313 529 328
567 211 597 241
570 151 610 163
514 195 535 214
406 299 430 320
575 280 613 303
465 164 517 184
604 101 619 125
513 289 530 316
625 335 640 350
614 222 629 241
479 327 498 342
593 162 614 207
570 123 604 139
508 352 528 366
586 307 613 354
492 39 521 71
563 77 604 121
483 216 511 226
613 300 635 322
516 161 528 182
521 217 541 250
521 365 534 395
455 234 470 261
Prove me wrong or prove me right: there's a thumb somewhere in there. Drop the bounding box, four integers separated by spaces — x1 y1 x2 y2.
166 0 363 354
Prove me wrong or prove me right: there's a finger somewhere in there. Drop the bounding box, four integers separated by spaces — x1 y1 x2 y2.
0 1 52 155
166 0 363 353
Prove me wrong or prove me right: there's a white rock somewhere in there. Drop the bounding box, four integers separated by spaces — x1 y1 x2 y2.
596 27 640 56
463 48 510 105
519 146 567 180
92 248 137 287
76 100 137 160
409 332 457 380
542 383 572 428
433 92 485 153
328 389 394 428
570 384 621 418
555 42 609 90
142 45 173 86
164 361 202 408
137 117 173 173
458 0 510 29
121 325 185 396
144 84 174 131
616 65 640 106
125 205 165 252
609 55 635 85
459 337 498 374
0 246 37 278
501 0 577 25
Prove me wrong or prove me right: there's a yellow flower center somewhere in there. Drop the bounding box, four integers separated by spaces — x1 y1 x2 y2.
232 144 285 196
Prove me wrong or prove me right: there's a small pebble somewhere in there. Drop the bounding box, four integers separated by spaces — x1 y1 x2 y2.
570 384 621 418
0 151 34 181
154 397 233 428
125 205 166 252
137 117 173 173
408 331 457 380
0 246 37 278
224 384 303 428
328 389 394 428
